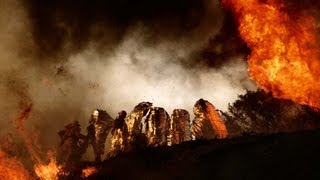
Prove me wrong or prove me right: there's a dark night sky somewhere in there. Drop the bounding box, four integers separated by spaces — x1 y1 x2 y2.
26 0 220 59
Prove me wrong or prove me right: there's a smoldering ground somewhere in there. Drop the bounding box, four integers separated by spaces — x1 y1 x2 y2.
0 0 258 150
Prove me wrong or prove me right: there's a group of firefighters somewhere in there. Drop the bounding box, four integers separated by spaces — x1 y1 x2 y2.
57 99 228 167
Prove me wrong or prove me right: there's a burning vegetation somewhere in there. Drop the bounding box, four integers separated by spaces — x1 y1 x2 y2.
34 153 63 180
0 150 31 180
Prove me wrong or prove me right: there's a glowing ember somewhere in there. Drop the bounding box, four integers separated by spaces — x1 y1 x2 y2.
82 166 98 178
221 0 320 109
0 150 31 180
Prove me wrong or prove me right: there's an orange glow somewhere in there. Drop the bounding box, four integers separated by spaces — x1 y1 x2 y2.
204 101 228 138
221 0 320 109
0 150 31 180
15 105 42 164
82 166 98 178
34 152 63 180
14 107 64 180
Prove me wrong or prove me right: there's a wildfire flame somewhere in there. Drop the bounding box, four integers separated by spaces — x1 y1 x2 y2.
82 166 98 178
221 0 320 109
0 150 31 180
34 151 64 180
14 106 64 180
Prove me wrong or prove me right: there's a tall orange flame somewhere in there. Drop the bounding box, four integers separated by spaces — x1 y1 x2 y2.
14 106 63 180
221 0 320 109
15 105 42 164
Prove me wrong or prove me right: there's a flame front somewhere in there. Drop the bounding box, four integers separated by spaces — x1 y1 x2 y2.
221 0 320 108
14 106 63 180
34 155 63 180
0 150 31 180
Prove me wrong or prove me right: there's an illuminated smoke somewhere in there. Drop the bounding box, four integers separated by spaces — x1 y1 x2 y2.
0 0 255 149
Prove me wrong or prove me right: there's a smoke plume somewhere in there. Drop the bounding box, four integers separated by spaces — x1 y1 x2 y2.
0 0 256 147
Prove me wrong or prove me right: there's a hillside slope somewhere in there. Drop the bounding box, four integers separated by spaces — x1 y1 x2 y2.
84 130 320 180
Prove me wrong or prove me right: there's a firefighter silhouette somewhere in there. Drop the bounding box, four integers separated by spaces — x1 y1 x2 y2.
125 102 152 149
57 121 86 166
170 109 192 145
86 109 113 162
108 110 128 157
190 99 228 140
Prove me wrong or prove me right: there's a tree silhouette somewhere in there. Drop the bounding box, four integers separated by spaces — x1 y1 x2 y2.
222 90 320 136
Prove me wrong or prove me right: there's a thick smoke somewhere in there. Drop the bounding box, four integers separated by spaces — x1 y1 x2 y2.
67 25 255 114
0 0 34 134
0 0 256 147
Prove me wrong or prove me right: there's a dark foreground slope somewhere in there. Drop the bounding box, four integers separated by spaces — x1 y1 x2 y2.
85 130 320 180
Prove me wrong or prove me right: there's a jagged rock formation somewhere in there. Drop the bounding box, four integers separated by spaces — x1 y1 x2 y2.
170 109 191 145
190 99 228 140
